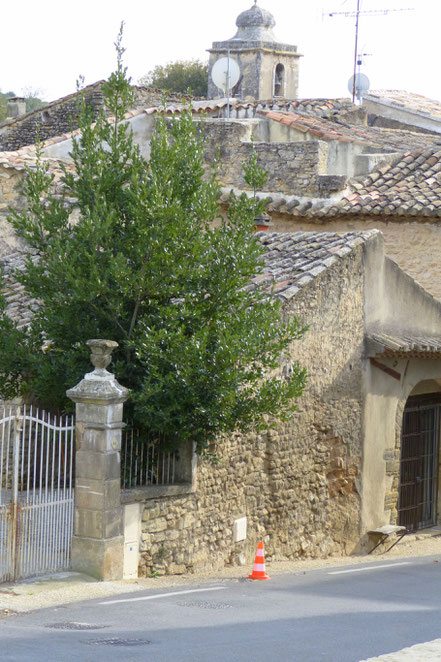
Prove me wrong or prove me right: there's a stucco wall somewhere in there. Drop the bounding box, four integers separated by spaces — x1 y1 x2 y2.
362 359 441 535
127 247 366 576
359 234 441 537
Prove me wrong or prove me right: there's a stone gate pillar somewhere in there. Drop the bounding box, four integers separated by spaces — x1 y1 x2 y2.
67 339 129 580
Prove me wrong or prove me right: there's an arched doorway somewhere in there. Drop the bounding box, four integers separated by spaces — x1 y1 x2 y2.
398 385 441 531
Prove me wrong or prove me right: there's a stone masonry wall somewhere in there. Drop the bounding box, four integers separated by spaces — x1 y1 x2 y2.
202 120 323 196
0 166 26 255
132 247 366 576
0 85 188 152
0 85 105 152
266 213 441 302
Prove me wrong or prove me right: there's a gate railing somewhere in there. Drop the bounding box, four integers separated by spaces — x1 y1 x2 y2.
121 426 177 489
398 402 440 532
0 404 75 582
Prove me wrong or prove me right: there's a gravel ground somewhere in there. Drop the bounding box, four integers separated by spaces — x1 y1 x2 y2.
1 530 441 615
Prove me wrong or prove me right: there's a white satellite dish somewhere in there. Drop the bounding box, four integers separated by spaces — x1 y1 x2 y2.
211 57 240 93
348 73 370 100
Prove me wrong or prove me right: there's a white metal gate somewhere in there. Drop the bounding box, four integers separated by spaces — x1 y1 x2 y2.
0 405 74 583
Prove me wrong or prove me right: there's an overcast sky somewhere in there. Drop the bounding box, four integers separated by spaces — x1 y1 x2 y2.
2 0 439 103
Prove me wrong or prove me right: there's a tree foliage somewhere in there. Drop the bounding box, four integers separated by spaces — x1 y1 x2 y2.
139 60 208 97
0 33 306 453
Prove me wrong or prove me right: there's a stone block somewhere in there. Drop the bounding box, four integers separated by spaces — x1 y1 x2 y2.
71 535 124 580
146 517 168 533
75 401 126 426
386 460 400 474
81 426 123 452
167 563 186 574
74 506 123 539
142 505 161 520
76 450 120 481
75 478 121 511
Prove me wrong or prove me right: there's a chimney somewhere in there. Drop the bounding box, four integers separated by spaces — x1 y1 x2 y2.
253 211 272 232
6 97 26 119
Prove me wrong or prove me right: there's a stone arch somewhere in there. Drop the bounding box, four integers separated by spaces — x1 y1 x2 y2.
274 64 285 97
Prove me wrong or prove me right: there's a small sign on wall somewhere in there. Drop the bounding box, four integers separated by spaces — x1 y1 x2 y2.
233 516 247 542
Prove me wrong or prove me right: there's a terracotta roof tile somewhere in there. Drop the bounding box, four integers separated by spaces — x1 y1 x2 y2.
221 143 441 221
257 109 441 152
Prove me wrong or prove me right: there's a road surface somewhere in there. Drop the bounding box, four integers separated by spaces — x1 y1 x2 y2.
2 556 441 661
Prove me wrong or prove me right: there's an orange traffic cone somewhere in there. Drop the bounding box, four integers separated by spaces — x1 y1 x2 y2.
248 541 270 580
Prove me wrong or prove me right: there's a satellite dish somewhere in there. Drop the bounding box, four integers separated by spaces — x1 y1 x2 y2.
211 57 240 93
348 73 370 99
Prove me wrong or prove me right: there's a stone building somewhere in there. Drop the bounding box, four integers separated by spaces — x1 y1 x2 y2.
118 229 441 574
207 3 301 100
3 196 441 573
207 97 441 303
0 81 193 153
4 2 441 572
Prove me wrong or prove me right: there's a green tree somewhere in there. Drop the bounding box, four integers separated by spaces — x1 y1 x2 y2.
0 33 306 454
139 60 208 97
22 87 46 113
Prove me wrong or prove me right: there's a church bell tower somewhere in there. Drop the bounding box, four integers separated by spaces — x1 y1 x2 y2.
207 2 301 101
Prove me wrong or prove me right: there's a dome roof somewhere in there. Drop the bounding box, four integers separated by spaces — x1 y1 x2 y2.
236 3 276 30
231 3 278 42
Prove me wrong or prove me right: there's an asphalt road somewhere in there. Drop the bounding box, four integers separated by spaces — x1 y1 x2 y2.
2 556 441 662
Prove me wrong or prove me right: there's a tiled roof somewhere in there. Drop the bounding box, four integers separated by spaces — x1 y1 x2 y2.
0 151 69 181
253 230 378 299
0 250 38 330
365 90 441 121
221 146 441 219
0 80 197 131
5 95 441 220
366 331 441 358
0 99 239 175
327 148 441 217
0 81 105 130
0 151 76 194
221 98 355 120
0 231 377 327
259 110 441 152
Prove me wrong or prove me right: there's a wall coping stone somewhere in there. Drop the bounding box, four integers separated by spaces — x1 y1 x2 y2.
121 484 194 503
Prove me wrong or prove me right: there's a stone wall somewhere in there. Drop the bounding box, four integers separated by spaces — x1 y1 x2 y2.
0 166 26 255
126 247 366 576
208 45 299 101
202 119 324 196
265 213 441 302
0 84 188 152
0 85 105 152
